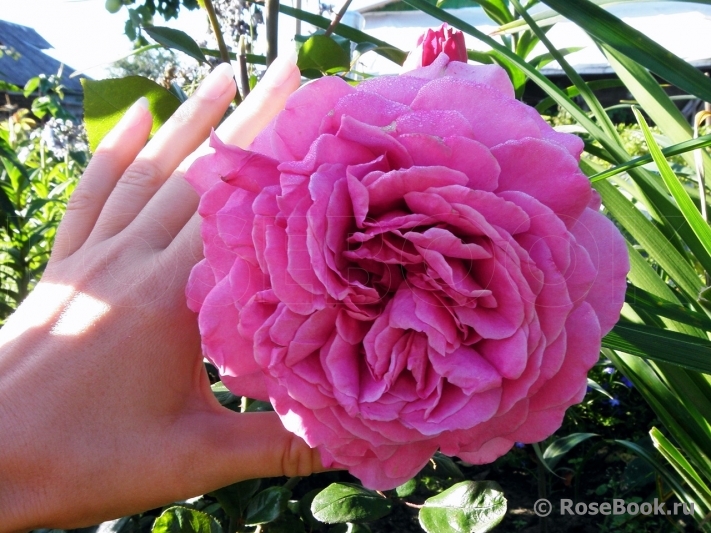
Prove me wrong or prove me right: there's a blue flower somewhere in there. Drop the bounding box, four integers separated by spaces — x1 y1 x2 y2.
515 442 525 449
602 367 616 375
621 377 633 388
607 397 620 407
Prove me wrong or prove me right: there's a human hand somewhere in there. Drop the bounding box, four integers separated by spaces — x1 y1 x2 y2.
0 54 324 532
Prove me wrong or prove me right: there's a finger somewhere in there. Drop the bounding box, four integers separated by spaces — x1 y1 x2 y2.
88 63 237 244
216 51 302 148
51 98 152 261
162 53 301 259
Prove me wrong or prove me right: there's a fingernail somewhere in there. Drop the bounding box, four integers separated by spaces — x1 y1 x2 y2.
120 96 150 125
262 50 299 87
199 62 236 100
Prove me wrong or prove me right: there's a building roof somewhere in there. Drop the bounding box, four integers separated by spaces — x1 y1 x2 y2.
0 19 83 93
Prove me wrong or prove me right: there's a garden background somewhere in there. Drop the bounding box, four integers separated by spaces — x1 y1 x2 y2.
2 0 711 531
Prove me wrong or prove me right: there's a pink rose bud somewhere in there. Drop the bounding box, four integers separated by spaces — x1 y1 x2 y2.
404 23 468 69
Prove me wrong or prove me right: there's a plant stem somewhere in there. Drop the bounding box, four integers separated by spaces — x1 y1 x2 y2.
238 35 251 98
203 0 231 65
265 0 279 65
202 0 241 104
324 0 353 37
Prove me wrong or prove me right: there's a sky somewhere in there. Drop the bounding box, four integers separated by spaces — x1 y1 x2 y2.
0 0 208 77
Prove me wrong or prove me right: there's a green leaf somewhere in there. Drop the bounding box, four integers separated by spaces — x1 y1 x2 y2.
419 481 506 533
431 452 465 480
297 35 351 75
280 5 406 65
329 524 372 533
590 134 711 183
539 0 711 104
311 483 392 524
210 479 261 519
496 0 711 36
633 108 711 267
625 285 711 331
602 322 711 374
536 78 624 114
394 478 418 498
592 178 703 302
587 378 614 400
650 427 711 507
82 76 181 151
244 486 291 526
152 506 223 533
543 433 598 471
259 511 307 533
469 0 513 24
144 26 207 63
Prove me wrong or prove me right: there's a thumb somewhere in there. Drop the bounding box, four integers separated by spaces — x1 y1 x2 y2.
183 409 328 492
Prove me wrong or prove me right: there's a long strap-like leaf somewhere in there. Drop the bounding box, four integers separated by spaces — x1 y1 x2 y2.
539 0 711 103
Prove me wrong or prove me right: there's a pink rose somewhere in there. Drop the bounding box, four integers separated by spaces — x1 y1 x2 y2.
403 23 468 69
186 52 629 490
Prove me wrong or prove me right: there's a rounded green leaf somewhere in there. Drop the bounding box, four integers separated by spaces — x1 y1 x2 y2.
244 486 291 526
418 481 506 533
297 35 350 75
82 76 181 151
394 478 418 498
311 483 392 524
105 0 122 14
152 506 223 533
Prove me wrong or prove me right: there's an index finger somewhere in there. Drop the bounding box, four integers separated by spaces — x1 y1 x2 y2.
160 54 302 258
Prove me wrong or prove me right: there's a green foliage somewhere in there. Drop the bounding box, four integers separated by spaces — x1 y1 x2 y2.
143 26 208 63
0 77 86 323
418 481 507 533
82 76 181 151
104 0 200 43
152 506 223 533
297 35 351 77
311 483 393 524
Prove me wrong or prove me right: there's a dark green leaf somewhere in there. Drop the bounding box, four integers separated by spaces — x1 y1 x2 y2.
603 322 711 374
82 76 181 151
298 488 326 531
419 481 506 533
297 35 351 75
210 382 241 411
311 483 392 524
261 511 307 533
328 524 372 533
539 0 711 103
431 453 465 480
543 433 598 470
621 457 656 491
151 506 222 533
144 26 207 63
210 478 261 519
626 284 711 331
394 478 418 498
244 486 291 526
